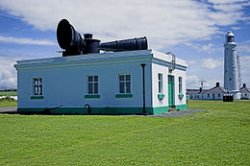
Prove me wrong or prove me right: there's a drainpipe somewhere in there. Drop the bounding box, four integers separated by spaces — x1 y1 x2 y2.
141 64 146 114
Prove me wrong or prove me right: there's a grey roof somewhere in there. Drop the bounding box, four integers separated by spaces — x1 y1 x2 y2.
186 89 207 95
203 86 227 94
240 87 250 93
186 89 199 94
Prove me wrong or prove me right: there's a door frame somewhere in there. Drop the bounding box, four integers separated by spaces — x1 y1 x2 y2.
168 75 175 108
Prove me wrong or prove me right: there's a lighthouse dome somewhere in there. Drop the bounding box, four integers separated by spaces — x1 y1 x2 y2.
226 31 234 36
226 31 235 42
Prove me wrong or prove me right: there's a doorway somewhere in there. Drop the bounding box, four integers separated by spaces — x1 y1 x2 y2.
168 75 175 108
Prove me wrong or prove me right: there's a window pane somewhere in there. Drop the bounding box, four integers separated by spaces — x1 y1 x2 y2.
125 75 130 81
34 79 38 85
120 82 125 93
39 87 43 96
119 75 124 82
158 82 162 93
88 83 93 94
88 76 93 82
39 86 43 95
158 74 162 80
126 82 131 93
158 74 163 93
94 83 98 94
179 77 182 93
94 76 98 82
35 87 38 95
39 79 42 86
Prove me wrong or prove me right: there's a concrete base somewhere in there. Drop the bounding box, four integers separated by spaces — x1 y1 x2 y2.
233 92 241 100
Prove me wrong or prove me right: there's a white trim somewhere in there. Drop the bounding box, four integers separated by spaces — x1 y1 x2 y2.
86 75 99 95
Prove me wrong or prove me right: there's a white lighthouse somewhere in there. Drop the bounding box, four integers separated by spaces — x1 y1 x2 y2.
224 31 241 99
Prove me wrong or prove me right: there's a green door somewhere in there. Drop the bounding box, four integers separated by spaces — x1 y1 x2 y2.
168 75 175 108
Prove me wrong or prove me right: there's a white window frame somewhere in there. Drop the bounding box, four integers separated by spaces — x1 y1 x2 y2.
118 74 132 94
87 75 99 95
33 78 43 96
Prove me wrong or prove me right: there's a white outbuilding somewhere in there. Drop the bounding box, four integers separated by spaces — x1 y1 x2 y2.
240 83 250 100
15 50 187 115
201 82 227 100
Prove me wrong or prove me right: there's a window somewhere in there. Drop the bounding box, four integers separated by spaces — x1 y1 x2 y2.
33 78 42 96
88 75 98 94
158 73 163 93
227 36 234 42
207 94 210 98
218 94 221 98
178 77 182 93
119 74 131 94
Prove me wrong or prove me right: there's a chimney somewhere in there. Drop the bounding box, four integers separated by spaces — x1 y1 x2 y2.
216 82 220 87
243 83 246 88
199 87 202 93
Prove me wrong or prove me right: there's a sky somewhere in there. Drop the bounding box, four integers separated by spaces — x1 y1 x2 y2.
0 0 250 89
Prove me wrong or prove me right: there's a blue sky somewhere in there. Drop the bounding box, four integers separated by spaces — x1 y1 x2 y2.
0 0 249 89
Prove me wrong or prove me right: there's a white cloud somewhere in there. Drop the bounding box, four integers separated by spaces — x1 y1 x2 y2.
0 56 17 89
202 58 223 69
231 26 241 30
0 0 249 90
186 74 201 89
186 60 197 66
186 43 221 53
0 35 56 46
186 72 224 89
238 40 250 54
0 0 249 49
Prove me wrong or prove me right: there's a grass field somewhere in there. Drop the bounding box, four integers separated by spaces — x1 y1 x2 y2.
0 91 17 97
0 100 249 165
0 98 17 107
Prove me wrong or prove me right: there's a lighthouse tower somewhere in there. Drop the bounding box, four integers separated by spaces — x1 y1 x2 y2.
224 31 241 99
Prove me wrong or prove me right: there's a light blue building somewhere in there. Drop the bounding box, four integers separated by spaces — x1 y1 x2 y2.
15 50 187 115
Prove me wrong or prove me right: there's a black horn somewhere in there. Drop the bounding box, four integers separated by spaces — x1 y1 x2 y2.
57 19 86 56
56 19 148 56
100 37 147 52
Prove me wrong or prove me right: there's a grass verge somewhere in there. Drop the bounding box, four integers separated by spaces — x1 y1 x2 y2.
0 91 17 97
0 98 17 107
0 100 249 165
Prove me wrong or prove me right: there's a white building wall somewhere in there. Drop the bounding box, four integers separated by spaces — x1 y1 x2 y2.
151 63 169 107
172 69 187 106
17 59 153 109
241 93 250 99
151 63 186 108
202 93 224 100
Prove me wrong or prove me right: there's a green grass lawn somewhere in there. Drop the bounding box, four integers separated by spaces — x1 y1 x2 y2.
0 98 17 107
0 100 249 165
0 91 17 97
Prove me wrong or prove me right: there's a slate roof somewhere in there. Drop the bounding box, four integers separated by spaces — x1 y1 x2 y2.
240 86 250 94
186 89 200 95
186 89 207 95
203 85 227 94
